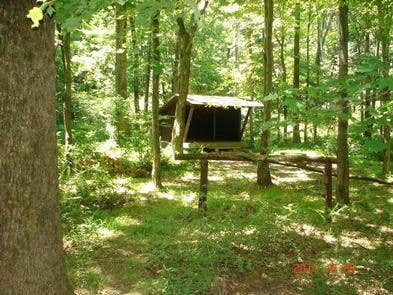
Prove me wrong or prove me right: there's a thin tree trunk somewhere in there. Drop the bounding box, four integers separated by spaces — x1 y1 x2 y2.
336 0 350 204
115 5 127 99
172 30 180 95
364 32 372 139
313 12 333 140
130 15 140 113
379 7 392 177
304 0 312 143
0 1 71 293
257 0 273 187
277 27 288 139
292 1 301 144
144 36 152 112
60 30 73 154
151 11 163 189
314 16 322 140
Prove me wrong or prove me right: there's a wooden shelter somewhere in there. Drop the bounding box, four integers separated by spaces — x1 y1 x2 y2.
159 94 263 149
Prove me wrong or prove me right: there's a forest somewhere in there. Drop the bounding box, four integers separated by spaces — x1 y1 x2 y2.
1 0 393 294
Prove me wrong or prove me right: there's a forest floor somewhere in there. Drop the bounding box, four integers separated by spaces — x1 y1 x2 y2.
62 150 393 295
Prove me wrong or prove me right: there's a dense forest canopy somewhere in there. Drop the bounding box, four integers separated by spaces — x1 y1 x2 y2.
1 0 392 293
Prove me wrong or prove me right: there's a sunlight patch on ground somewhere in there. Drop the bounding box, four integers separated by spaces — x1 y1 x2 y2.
181 172 198 182
115 216 141 227
340 231 379 250
97 137 122 159
273 169 314 184
97 227 118 239
139 182 155 194
285 223 380 250
113 177 135 195
157 191 176 200
183 192 197 204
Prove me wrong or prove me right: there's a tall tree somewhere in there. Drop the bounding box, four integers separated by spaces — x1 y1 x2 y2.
151 10 163 189
363 29 372 139
292 1 301 144
172 30 180 95
336 0 350 204
314 10 333 139
144 35 152 112
257 0 273 187
0 1 71 293
171 1 208 154
130 14 141 113
115 4 127 100
304 0 312 142
59 29 73 155
378 2 392 177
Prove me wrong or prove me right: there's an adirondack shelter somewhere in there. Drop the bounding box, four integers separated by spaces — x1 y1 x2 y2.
159 94 263 149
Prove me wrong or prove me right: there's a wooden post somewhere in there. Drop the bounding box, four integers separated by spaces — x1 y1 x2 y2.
324 159 333 221
199 159 208 212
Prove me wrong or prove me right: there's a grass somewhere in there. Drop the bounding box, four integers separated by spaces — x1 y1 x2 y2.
61 151 393 294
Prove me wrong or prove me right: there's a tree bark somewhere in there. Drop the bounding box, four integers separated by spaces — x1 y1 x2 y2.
171 1 208 154
172 29 180 95
144 35 152 112
0 1 71 293
336 0 350 204
171 19 193 154
378 6 392 177
304 0 312 143
363 31 372 139
130 14 141 113
257 0 273 187
151 11 163 189
59 30 73 153
115 4 128 138
292 1 301 144
115 5 127 99
277 26 288 139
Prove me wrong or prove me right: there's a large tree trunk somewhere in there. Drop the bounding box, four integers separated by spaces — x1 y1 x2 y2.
379 7 392 177
292 1 301 144
115 4 128 138
171 20 196 154
151 11 163 189
144 36 152 112
130 14 141 113
257 0 273 187
60 30 73 153
171 2 208 154
336 0 350 204
0 1 71 293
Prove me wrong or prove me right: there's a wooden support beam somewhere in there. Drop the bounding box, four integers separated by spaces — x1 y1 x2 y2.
199 159 208 212
183 106 194 142
175 152 266 162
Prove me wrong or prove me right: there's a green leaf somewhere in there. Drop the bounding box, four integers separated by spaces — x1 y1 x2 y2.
46 5 56 17
27 7 44 28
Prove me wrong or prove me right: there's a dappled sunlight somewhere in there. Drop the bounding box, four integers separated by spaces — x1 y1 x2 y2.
63 149 393 294
273 168 314 184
